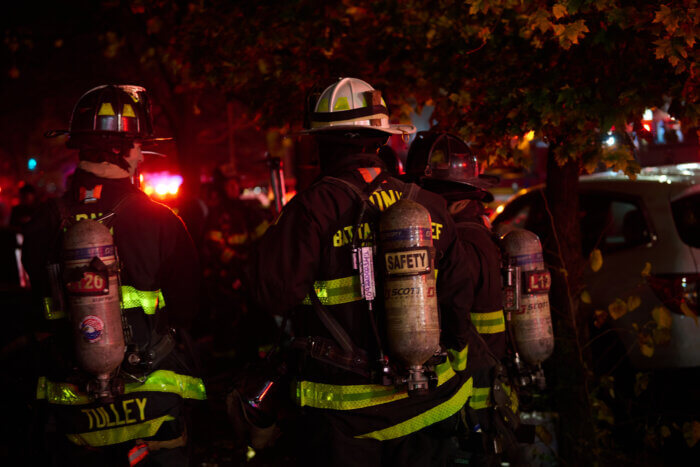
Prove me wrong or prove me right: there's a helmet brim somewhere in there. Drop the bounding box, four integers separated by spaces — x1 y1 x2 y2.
141 150 168 158
299 123 416 135
140 136 174 144
421 175 500 202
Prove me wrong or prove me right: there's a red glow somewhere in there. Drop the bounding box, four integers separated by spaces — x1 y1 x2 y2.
141 172 183 199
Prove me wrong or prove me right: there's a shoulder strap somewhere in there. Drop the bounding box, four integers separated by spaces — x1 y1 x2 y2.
308 286 358 355
97 191 145 228
403 181 421 201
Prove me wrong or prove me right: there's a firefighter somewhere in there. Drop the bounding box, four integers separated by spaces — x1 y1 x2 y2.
244 78 476 466
22 85 206 466
406 131 519 464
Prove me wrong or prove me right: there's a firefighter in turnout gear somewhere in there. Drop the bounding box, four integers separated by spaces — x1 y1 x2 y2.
23 85 206 466
244 78 476 466
406 131 520 464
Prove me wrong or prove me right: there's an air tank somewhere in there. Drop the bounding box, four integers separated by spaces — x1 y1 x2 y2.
501 228 554 365
380 198 440 396
63 219 125 399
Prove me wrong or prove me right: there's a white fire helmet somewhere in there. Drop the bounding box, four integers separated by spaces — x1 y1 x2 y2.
304 77 416 135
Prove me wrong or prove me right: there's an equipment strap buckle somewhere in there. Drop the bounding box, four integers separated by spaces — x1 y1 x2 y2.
294 336 371 379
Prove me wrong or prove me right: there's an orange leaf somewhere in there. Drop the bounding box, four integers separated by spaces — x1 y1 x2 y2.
638 331 654 357
590 248 603 272
581 290 592 304
627 295 641 311
652 306 673 329
608 299 628 320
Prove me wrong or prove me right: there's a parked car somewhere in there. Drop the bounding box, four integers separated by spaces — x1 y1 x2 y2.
491 163 700 370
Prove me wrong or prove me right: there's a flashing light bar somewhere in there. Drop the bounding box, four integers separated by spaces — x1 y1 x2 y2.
141 171 183 199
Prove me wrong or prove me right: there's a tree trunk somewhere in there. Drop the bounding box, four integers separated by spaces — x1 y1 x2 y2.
544 150 597 463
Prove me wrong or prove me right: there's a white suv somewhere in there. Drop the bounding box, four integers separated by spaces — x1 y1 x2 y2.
491 164 700 370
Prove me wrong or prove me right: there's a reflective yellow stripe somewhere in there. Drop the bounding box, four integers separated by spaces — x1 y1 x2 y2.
37 370 206 405
447 345 468 372
120 286 165 315
504 383 519 413
301 275 363 306
471 310 506 334
97 102 115 116
227 232 249 245
435 359 457 386
43 297 66 320
470 386 490 410
130 370 207 400
297 360 457 411
356 377 473 441
296 381 408 410
66 414 175 447
301 272 442 306
254 220 271 239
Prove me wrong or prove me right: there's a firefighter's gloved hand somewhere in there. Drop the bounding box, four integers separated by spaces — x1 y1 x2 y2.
226 389 281 450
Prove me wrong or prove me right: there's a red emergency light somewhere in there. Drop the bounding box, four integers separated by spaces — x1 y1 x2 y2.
141 171 183 199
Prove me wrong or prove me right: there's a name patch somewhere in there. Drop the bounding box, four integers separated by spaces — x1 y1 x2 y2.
81 398 148 430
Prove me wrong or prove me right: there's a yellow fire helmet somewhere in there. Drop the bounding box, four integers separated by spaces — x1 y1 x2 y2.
305 77 416 135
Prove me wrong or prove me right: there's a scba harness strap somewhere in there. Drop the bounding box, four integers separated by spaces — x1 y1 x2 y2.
297 170 423 379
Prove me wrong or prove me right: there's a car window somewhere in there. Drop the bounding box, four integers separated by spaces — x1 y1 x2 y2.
494 191 651 257
671 193 700 248
493 191 548 240
580 194 652 255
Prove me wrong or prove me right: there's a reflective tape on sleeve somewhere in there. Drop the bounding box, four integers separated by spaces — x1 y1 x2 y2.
355 377 473 441
471 310 506 334
37 370 206 405
120 286 166 315
134 370 207 400
66 414 175 447
36 376 91 405
469 386 490 410
43 297 66 320
435 359 457 386
254 220 271 239
301 275 363 306
447 345 469 372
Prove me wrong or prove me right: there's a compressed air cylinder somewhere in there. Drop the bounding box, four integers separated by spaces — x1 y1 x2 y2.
63 219 125 385
380 198 439 395
501 228 554 365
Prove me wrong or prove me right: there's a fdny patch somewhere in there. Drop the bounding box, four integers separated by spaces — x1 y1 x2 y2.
79 315 104 343
79 185 103 203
